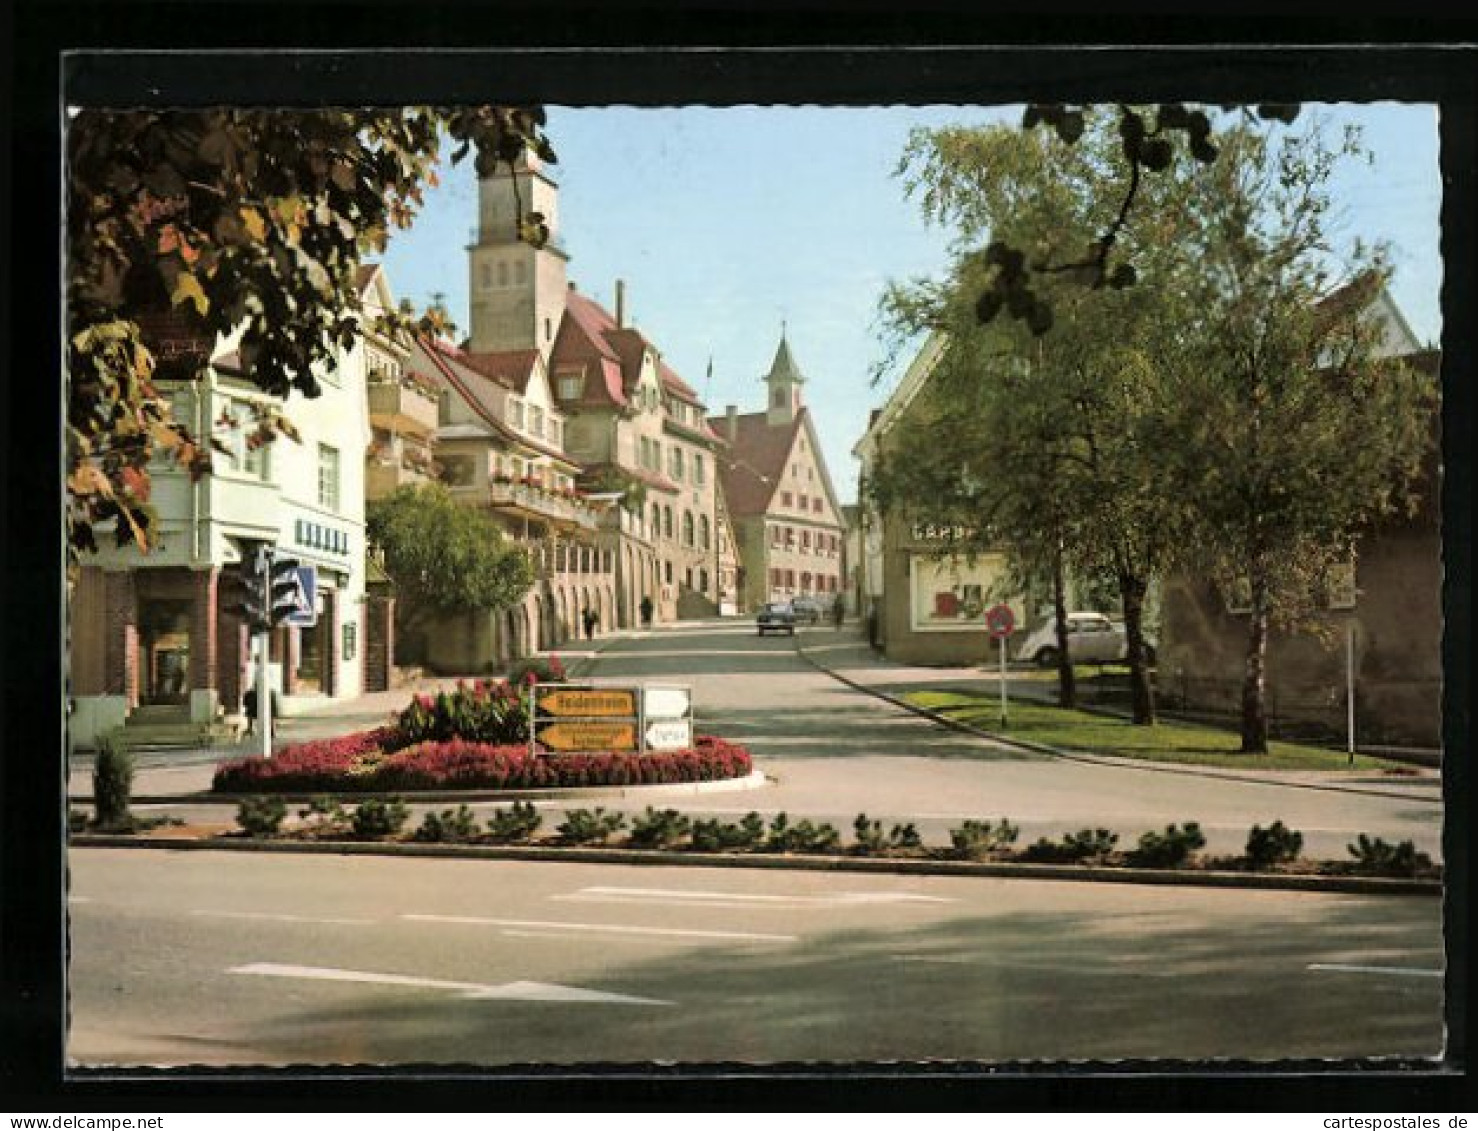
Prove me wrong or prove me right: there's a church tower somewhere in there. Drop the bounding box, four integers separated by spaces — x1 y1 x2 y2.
764 328 806 426
467 152 569 356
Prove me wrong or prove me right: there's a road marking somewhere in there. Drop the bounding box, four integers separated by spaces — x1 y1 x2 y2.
191 909 376 926
556 886 954 909
67 896 93 904
1308 963 1444 979
229 962 671 1005
501 929 680 946
403 913 796 943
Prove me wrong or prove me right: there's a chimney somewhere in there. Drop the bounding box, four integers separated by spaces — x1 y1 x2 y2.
615 279 626 328
725 404 739 443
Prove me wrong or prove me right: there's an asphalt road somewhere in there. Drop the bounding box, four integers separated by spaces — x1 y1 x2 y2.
67 848 1445 1067
575 622 1444 861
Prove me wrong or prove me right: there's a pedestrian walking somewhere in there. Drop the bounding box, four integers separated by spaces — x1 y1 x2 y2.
582 607 598 640
639 594 654 629
831 597 845 630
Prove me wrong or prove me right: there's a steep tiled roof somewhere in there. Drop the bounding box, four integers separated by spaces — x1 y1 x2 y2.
708 409 808 517
766 335 806 385
552 291 630 408
413 337 579 470
461 348 542 394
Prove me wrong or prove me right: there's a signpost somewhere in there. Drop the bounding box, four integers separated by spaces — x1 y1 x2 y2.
985 603 1016 729
529 683 693 754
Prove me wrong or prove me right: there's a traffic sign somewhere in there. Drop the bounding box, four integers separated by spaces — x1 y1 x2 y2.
985 603 1016 639
643 685 691 720
535 686 638 719
280 564 317 627
644 719 693 751
535 719 639 753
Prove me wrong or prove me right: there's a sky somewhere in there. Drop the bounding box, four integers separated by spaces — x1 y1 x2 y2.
379 103 1443 506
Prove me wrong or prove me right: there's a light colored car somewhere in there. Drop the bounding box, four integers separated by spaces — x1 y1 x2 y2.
756 601 797 636
790 595 828 624
1017 611 1155 667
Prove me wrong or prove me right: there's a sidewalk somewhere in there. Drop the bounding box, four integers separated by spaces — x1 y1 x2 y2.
793 623 1442 802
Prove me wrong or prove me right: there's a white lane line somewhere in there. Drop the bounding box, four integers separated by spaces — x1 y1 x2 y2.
501 929 682 946
192 909 377 926
403 913 796 943
557 886 954 908
230 962 671 1005
1308 963 1444 979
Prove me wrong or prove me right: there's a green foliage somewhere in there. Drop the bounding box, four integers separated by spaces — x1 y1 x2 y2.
368 484 535 628
949 818 1022 860
1126 822 1206 869
506 655 568 687
486 800 543 843
298 796 349 834
1245 820 1305 867
628 807 692 849
765 813 841 854
69 809 91 835
235 795 288 838
1020 827 1119 864
92 732 135 828
888 822 923 851
853 813 885 852
350 797 410 839
1346 835 1433 877
393 679 528 746
690 812 766 852
556 807 627 846
413 804 480 843
66 106 554 564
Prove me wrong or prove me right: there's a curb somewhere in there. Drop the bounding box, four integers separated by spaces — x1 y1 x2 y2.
99 769 773 808
68 834 1441 897
793 634 1443 806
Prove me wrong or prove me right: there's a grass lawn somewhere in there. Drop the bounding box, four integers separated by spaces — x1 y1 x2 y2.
904 690 1408 772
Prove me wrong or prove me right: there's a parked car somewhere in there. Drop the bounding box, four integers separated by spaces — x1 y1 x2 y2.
1017 611 1156 667
790 595 828 624
756 601 797 636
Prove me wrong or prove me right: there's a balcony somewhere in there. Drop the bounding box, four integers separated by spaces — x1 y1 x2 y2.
488 478 600 533
367 376 439 436
366 436 436 499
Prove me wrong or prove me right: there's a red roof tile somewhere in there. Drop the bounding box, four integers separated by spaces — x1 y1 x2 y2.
461 348 542 393
707 409 808 517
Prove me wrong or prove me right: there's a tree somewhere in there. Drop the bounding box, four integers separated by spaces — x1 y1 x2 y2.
66 106 553 568
1154 125 1438 753
366 483 535 636
878 110 1200 722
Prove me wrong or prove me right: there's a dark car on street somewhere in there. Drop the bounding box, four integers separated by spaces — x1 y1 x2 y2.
756 601 797 636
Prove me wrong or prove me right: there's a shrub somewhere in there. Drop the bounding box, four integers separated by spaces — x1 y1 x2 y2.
298 796 349 834
1347 835 1434 877
92 732 134 828
236 795 288 838
1126 822 1206 869
629 807 691 849
888 822 922 851
766 813 839 853
351 797 410 839
212 728 391 792
487 800 542 843
414 804 481 843
1019 828 1119 864
557 807 627 845
853 813 885 853
949 818 1021 860
691 812 766 852
1245 821 1304 868
391 680 528 747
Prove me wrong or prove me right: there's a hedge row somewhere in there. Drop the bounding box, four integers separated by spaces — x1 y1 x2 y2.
213 733 753 794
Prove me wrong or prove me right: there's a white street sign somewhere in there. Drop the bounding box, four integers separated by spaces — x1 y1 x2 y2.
643 685 691 720
644 719 693 751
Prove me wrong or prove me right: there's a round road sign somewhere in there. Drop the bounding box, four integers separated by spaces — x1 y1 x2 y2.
985 603 1016 639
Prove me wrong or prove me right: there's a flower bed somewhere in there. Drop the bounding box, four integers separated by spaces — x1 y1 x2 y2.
213 733 753 794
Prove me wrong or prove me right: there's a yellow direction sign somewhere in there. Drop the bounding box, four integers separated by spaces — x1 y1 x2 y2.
536 720 639 753
534 687 639 719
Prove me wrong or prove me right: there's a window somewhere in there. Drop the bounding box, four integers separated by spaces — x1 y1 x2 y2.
694 454 705 485
773 388 784 408
663 507 673 538
548 419 561 447
797 494 807 510
682 511 694 547
558 374 583 400
480 263 492 288
317 444 340 510
699 568 709 594
515 260 527 285
813 497 824 514
651 503 662 534
497 262 509 287
665 561 673 584
529 405 545 438
544 317 552 342
509 398 526 430
770 525 782 548
699 515 710 550
669 447 684 481
801 530 811 551
781 491 793 507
